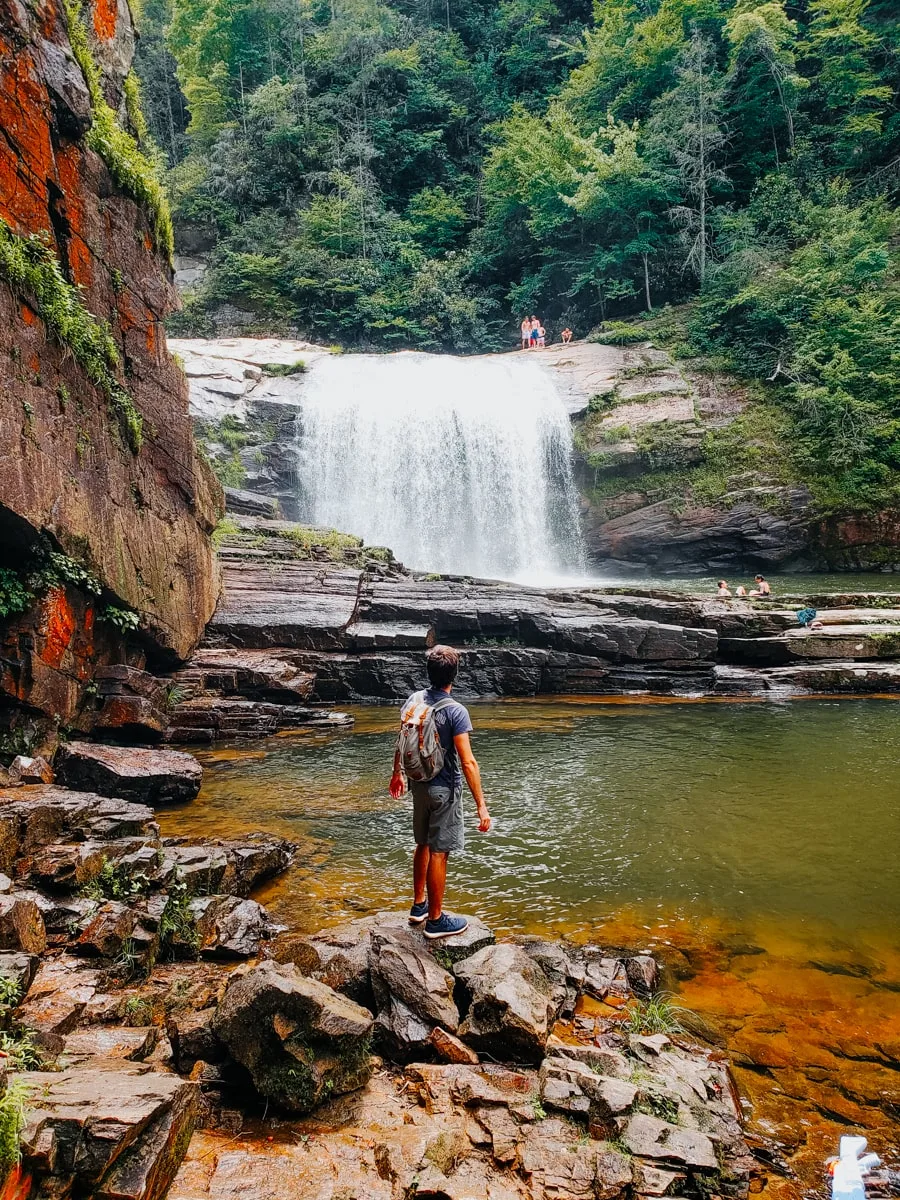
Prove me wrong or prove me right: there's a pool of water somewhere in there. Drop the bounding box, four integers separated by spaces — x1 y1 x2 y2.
159 698 900 1191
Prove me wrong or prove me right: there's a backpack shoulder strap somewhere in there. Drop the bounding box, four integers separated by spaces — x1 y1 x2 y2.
430 698 455 713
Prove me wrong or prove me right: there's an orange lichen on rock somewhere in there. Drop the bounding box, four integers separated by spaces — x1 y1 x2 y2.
20 303 35 325
91 0 118 40
55 145 93 287
0 38 53 232
41 587 77 670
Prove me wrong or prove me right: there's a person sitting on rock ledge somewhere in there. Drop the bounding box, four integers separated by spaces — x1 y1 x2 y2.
716 580 731 598
390 644 492 941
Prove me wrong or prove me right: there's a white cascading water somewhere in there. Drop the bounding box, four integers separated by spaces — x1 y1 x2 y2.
294 352 585 582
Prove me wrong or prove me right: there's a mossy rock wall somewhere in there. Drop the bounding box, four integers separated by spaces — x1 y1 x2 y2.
0 0 220 666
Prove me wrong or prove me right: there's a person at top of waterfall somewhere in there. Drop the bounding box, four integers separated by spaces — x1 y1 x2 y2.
717 580 731 598
530 317 540 347
520 317 531 350
750 574 771 597
389 645 492 941
561 327 573 344
537 324 546 348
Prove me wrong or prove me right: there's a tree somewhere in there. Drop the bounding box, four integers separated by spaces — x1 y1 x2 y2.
648 26 729 286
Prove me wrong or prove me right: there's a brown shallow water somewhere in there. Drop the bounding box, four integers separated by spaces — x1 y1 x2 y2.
159 697 900 1194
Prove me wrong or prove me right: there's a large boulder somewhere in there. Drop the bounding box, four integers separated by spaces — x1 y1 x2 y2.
158 835 295 896
19 1062 197 1200
369 928 460 1059
212 960 375 1113
454 943 558 1063
56 742 202 806
0 894 46 953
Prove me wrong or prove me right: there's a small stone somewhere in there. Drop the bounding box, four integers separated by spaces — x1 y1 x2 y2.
8 756 54 784
454 943 558 1063
626 955 660 997
430 1026 480 1065
56 743 202 806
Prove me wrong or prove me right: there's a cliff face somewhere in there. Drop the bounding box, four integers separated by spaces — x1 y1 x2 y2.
0 0 220 742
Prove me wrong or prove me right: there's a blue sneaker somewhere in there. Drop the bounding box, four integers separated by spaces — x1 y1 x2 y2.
423 913 469 940
408 900 429 925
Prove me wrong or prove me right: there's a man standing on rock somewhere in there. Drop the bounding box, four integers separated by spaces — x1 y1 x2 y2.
389 645 492 940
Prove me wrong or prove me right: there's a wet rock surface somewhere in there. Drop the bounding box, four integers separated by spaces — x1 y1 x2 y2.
56 742 203 806
163 517 900 712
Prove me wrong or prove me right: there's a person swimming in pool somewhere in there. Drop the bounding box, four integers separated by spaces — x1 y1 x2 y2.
750 575 771 597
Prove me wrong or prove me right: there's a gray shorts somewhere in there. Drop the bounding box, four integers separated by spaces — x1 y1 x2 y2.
411 781 464 854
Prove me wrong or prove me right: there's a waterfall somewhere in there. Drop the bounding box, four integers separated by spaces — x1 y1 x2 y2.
293 352 585 582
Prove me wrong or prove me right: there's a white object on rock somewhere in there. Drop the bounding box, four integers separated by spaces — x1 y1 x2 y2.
831 1135 881 1200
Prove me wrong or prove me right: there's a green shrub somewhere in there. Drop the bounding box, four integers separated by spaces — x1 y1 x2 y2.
0 1080 30 1182
98 604 140 633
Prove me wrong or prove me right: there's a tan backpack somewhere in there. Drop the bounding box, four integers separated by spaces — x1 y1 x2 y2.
395 692 454 783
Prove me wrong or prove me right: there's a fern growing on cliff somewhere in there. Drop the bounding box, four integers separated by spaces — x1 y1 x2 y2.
63 0 173 259
0 220 143 451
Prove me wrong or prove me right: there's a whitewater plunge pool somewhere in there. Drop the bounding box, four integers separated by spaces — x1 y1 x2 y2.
159 697 900 1192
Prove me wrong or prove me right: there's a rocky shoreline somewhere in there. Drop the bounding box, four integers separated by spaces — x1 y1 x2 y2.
0 757 759 1200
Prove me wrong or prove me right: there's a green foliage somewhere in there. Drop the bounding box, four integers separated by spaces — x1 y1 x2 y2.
64 0 173 258
0 1030 43 1071
159 880 199 957
0 569 35 619
211 516 240 547
81 857 151 902
0 219 143 451
273 526 364 560
0 1080 30 1181
133 0 900 511
98 604 141 633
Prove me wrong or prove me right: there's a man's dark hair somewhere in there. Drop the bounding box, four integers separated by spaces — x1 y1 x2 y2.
427 644 460 689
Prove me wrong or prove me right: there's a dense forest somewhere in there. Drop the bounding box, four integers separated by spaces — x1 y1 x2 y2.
134 0 899 510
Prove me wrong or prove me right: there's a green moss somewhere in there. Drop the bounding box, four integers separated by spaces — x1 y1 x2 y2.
123 71 150 145
0 219 143 450
263 360 306 376
274 526 364 560
211 452 247 488
63 0 173 259
211 516 241 547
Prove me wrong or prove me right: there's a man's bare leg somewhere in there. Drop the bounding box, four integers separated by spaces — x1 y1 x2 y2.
413 844 430 905
426 850 448 920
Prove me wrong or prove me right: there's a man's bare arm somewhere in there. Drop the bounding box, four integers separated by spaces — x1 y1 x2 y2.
454 732 491 832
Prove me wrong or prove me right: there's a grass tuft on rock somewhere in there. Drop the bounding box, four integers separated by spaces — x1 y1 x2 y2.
0 220 143 451
63 0 173 259
624 992 689 1036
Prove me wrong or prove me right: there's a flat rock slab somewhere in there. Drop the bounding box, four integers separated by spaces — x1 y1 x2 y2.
61 1025 159 1064
620 1112 718 1169
19 1061 197 1200
0 786 157 874
56 743 202 806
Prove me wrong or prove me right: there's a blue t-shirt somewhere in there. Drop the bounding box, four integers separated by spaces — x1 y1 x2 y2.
403 688 473 791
